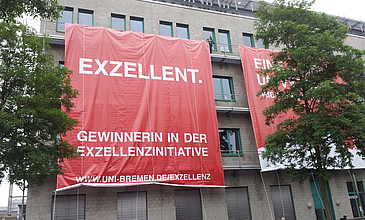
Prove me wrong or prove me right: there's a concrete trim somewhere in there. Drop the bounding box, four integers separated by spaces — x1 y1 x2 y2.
137 0 258 21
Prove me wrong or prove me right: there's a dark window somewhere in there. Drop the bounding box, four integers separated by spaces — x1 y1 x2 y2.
203 27 216 51
111 14 125 30
57 7 73 32
160 21 173 37
271 185 296 220
176 23 189 39
78 9 93 26
130 16 144 33
226 187 252 220
117 191 147 220
218 29 232 52
51 194 86 220
219 129 241 154
213 76 235 101
347 181 365 218
59 61 65 68
243 33 254 47
175 189 202 220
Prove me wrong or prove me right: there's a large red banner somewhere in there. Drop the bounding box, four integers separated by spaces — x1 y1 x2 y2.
239 46 288 171
57 24 224 190
239 46 365 170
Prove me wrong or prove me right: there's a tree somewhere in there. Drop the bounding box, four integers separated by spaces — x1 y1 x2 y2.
0 0 61 21
255 0 365 219
0 21 78 189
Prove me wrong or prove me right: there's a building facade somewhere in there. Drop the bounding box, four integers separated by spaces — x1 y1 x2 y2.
27 0 365 219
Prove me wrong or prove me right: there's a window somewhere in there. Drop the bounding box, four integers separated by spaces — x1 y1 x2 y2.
271 185 296 220
130 16 144 33
243 33 255 47
218 29 232 52
257 38 268 49
59 61 65 68
203 27 216 51
175 189 202 220
117 191 147 220
213 76 235 101
176 23 189 39
56 7 73 32
78 9 93 26
160 21 173 37
226 187 252 220
219 129 241 155
309 173 335 220
111 14 125 30
347 181 365 218
51 194 85 220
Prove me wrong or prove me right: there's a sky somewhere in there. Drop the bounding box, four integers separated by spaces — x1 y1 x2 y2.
266 0 364 21
0 0 364 208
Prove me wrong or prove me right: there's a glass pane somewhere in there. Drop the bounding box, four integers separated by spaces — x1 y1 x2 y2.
177 26 188 39
257 38 265 48
243 35 252 47
221 78 232 100
203 30 213 41
219 130 229 153
131 19 143 33
79 11 92 26
229 130 237 153
218 32 229 52
213 78 223 99
160 23 172 37
57 9 72 32
111 16 125 30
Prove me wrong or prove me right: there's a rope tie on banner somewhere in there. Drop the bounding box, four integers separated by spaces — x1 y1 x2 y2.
200 188 207 220
76 187 80 220
260 172 275 220
189 40 204 185
136 186 139 219
276 170 285 219
81 25 86 177
141 32 155 177
52 191 57 220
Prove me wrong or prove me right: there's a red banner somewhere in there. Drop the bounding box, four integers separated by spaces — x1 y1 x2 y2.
57 24 224 190
239 46 281 149
239 46 365 170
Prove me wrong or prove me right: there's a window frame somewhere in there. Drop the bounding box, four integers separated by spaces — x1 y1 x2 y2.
270 185 297 220
347 181 365 218
159 20 173 37
203 27 216 51
226 187 252 220
130 16 144 33
78 9 94 26
111 13 126 31
176 23 190 39
175 189 203 220
51 194 86 220
218 29 232 53
117 191 147 220
219 128 242 156
56 7 73 32
242 33 255 47
213 76 235 101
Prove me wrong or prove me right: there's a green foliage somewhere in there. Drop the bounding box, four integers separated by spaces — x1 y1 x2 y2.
0 0 62 21
255 1 365 218
0 21 78 189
